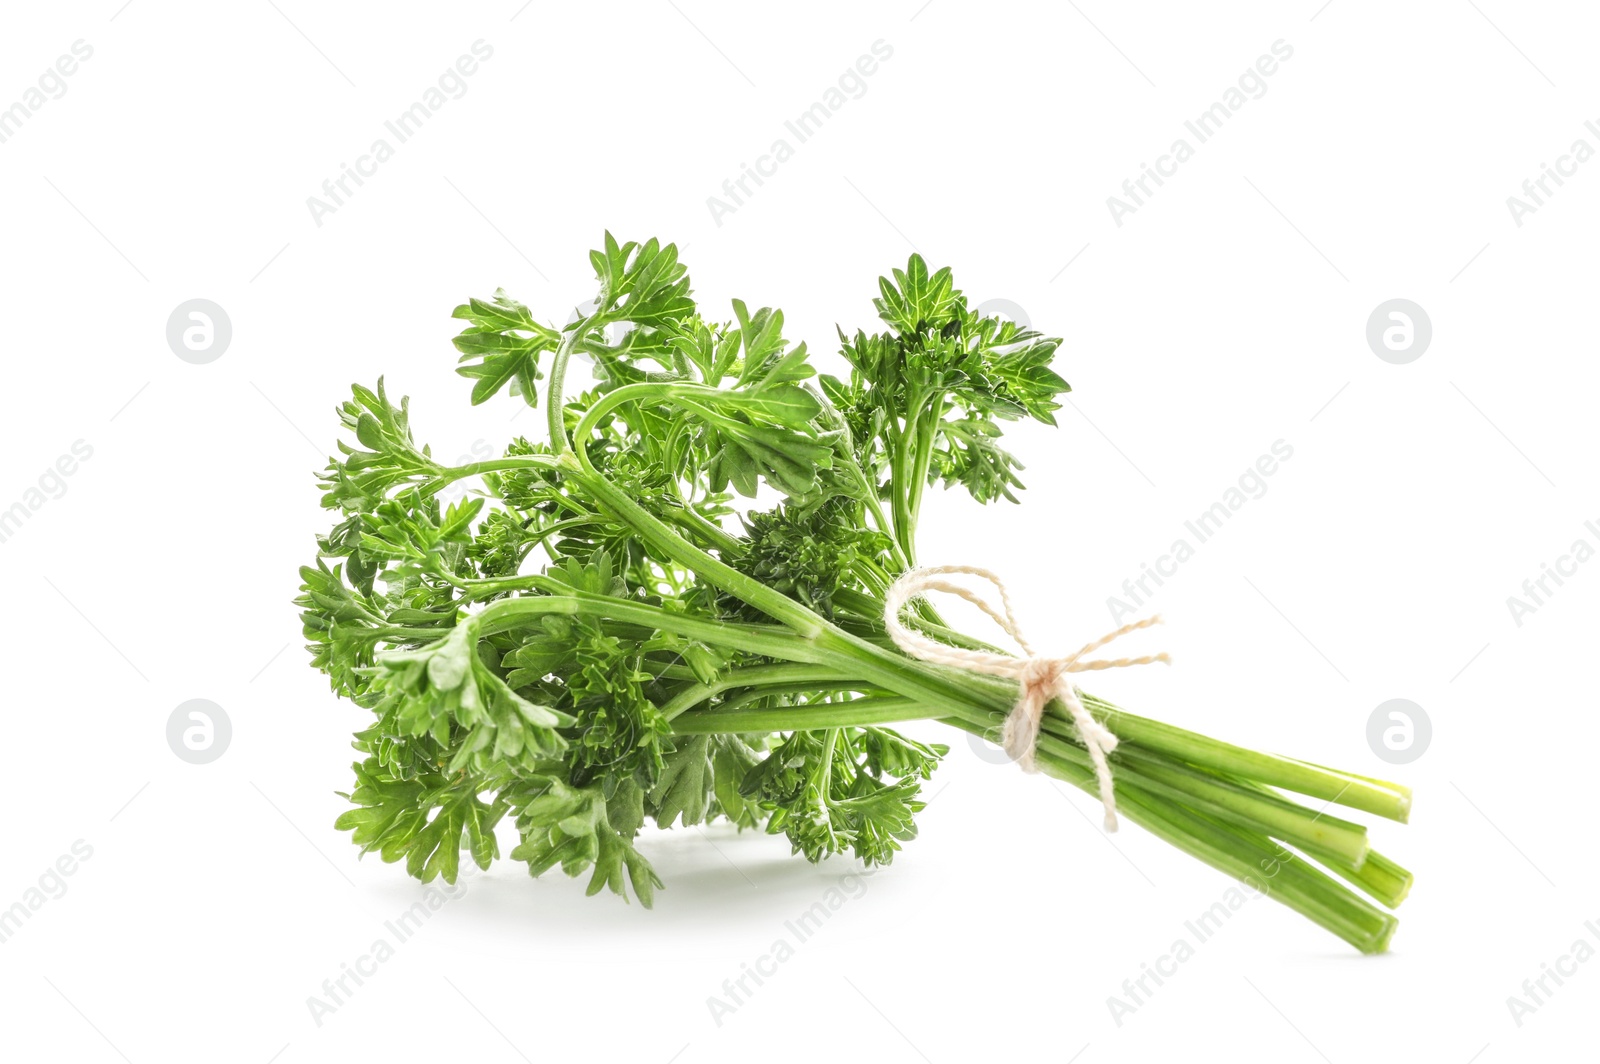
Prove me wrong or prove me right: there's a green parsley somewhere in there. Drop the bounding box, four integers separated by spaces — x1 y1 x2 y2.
299 234 1411 951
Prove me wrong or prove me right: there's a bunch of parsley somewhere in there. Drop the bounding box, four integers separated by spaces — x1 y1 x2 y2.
299 235 1412 951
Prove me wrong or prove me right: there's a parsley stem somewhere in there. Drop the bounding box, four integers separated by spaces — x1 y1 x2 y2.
909 660 1413 823
1302 847 1413 909
902 396 943 546
423 455 564 494
476 593 827 663
546 317 597 456
1081 694 1412 824
986 721 1399 954
670 697 928 733
658 664 854 720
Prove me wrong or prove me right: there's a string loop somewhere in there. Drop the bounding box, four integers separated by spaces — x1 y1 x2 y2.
883 565 1168 831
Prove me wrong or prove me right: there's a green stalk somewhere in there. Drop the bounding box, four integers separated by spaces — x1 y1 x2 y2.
657 664 851 720
475 592 826 663
935 668 1414 824
901 395 943 550
996 722 1398 953
1084 694 1412 824
673 696 928 734
422 454 565 494
668 506 742 554
715 684 872 715
1299 846 1413 909
547 313 608 456
819 397 908 572
565 382 830 636
1092 740 1370 866
831 588 1008 655
824 581 1414 826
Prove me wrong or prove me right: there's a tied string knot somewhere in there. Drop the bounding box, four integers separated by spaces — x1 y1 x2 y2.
882 565 1169 832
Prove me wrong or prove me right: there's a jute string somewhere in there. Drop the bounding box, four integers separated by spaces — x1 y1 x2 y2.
883 565 1169 831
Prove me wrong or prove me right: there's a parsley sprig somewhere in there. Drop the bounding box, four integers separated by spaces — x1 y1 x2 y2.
299 235 1412 952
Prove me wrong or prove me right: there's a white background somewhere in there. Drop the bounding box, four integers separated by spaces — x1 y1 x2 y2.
1 1 1595 1061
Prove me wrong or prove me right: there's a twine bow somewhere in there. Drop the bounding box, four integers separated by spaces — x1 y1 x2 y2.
883 565 1169 831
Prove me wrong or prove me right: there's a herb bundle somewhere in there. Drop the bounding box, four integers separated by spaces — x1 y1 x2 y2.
299 234 1411 952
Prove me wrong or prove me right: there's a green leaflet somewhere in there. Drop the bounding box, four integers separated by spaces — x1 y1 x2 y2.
649 735 713 828
372 620 574 772
334 758 502 884
451 289 561 406
873 253 961 334
507 776 663 907
742 727 943 866
319 378 444 513
832 256 1072 526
